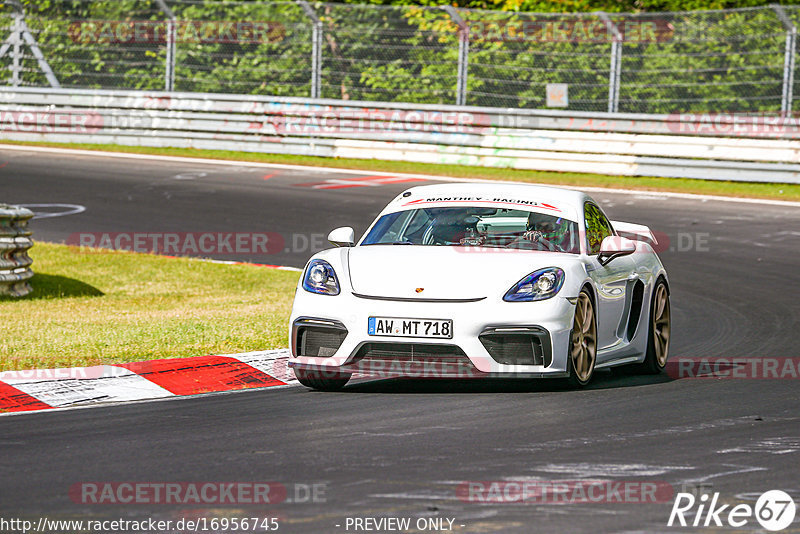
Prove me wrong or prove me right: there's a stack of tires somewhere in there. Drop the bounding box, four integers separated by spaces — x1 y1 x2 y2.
0 204 34 297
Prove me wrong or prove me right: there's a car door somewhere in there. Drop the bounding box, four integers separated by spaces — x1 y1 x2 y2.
583 202 637 352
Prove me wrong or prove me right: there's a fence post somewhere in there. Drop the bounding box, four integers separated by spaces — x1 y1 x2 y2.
154 0 176 91
19 18 60 87
11 13 22 87
597 12 622 113
298 0 322 99
443 6 468 106
0 4 60 87
772 4 796 115
165 20 176 91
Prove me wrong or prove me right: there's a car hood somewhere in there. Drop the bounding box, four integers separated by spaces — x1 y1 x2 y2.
347 245 576 300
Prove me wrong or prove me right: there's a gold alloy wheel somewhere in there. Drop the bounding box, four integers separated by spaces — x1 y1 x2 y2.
652 283 671 367
570 291 597 383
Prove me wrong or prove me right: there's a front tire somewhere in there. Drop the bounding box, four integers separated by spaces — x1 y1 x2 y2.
294 368 351 391
638 280 671 374
567 289 597 387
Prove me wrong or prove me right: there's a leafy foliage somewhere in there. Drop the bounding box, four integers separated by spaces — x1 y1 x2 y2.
2 0 799 113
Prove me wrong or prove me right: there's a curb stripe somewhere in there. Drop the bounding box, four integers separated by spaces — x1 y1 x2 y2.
116 355 286 396
231 350 296 384
0 350 294 415
0 382 53 412
7 371 174 409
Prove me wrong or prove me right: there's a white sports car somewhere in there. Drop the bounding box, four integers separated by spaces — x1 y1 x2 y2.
288 183 671 390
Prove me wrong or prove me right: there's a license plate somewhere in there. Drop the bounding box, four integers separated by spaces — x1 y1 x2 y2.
368 317 453 339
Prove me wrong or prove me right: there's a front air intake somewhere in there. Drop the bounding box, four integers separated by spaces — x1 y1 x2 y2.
479 328 552 367
293 318 348 357
349 343 478 376
351 342 469 363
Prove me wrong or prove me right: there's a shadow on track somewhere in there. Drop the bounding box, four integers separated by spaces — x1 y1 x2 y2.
334 370 673 395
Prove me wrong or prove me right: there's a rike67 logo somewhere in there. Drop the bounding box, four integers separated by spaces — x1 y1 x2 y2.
668 490 796 531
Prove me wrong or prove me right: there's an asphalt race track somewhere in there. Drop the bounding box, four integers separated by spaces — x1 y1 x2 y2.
1 146 800 533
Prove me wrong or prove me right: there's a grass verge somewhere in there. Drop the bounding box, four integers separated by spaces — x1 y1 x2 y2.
2 140 799 201
0 242 299 372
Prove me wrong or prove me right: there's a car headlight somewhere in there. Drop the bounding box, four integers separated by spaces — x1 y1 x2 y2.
503 267 565 302
302 259 340 296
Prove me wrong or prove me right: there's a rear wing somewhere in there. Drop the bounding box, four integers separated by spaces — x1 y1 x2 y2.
611 221 658 245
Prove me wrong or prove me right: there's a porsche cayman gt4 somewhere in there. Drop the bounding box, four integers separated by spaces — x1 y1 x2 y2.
288 183 670 390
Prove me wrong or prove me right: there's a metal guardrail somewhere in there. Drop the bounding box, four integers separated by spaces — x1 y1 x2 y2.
0 87 799 183
0 204 34 298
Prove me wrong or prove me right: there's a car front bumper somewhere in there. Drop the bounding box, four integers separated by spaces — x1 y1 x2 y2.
288 289 576 378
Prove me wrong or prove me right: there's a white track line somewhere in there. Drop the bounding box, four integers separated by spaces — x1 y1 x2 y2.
2 143 799 208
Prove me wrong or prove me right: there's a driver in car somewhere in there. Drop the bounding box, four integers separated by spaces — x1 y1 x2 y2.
522 212 569 251
429 211 485 245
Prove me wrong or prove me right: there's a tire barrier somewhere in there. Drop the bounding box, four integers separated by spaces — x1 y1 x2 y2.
0 204 34 297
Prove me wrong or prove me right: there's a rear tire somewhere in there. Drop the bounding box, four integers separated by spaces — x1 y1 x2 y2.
567 289 597 387
294 368 351 391
637 280 671 374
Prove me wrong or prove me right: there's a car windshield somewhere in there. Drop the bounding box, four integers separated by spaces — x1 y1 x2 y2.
361 207 580 254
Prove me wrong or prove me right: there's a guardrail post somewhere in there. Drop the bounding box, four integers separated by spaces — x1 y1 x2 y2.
0 204 34 298
298 0 322 99
597 12 622 113
772 4 796 115
443 6 469 107
154 0 176 91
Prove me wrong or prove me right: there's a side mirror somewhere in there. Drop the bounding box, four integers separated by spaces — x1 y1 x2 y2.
328 226 355 248
598 235 636 266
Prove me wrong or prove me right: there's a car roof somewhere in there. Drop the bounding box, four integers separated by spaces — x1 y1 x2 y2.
382 182 591 219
